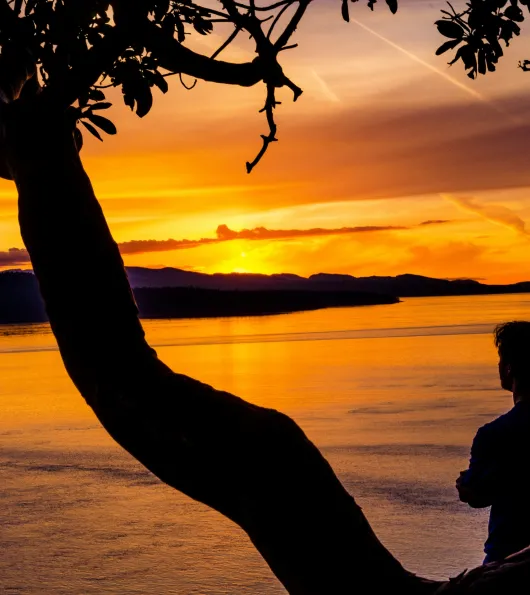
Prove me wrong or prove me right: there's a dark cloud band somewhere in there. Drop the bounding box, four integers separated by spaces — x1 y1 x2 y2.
1 219 452 264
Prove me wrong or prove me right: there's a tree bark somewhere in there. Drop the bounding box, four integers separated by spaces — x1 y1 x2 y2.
4 103 530 595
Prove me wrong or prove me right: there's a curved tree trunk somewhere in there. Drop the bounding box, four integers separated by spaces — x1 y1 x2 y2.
4 104 530 595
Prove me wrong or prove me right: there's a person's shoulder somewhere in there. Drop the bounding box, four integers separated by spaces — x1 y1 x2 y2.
477 404 523 438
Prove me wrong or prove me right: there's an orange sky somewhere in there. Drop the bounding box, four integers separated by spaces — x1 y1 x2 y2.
1 1 530 283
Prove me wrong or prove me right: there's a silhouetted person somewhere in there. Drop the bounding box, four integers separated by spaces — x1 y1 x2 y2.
457 321 530 564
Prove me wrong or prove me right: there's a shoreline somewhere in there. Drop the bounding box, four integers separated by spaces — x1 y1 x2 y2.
0 287 399 325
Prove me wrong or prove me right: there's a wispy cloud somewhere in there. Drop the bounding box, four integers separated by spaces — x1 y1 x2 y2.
0 248 30 267
419 220 452 227
118 224 407 255
442 194 529 237
119 238 218 255
215 223 406 241
119 219 452 255
1 220 454 265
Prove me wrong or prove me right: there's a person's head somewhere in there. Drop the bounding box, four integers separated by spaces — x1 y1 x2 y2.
494 321 530 396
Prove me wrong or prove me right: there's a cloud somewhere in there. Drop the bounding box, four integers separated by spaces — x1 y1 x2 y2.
278 95 530 202
119 237 218 255
116 224 407 256
419 220 451 226
443 194 529 236
0 248 30 266
215 223 406 241
1 220 456 265
122 220 452 255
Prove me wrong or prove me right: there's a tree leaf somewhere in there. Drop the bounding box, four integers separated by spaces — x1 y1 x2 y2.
435 38 461 55
154 0 171 21
435 20 464 39
135 81 153 118
460 46 477 71
87 114 117 135
162 14 175 37
385 0 398 15
478 49 487 75
176 16 186 42
341 0 350 23
88 89 106 101
152 72 169 94
193 18 213 35
504 5 524 21
81 121 103 141
89 102 112 111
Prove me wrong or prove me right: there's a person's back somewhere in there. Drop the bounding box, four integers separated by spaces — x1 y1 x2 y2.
457 321 530 563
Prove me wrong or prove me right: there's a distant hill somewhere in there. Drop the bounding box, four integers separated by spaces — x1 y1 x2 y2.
0 271 47 324
0 270 397 324
125 267 530 296
1 268 528 324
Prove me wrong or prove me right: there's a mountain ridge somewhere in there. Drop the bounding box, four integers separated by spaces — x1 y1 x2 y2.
1 268 528 325
123 267 530 295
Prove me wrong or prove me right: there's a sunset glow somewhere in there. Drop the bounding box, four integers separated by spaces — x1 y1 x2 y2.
1 2 529 283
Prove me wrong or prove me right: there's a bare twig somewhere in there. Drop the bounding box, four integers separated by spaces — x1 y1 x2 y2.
179 72 198 89
211 25 243 60
274 0 312 50
283 75 303 100
267 1 295 40
246 82 278 173
233 0 293 11
278 43 298 51
187 4 234 20
215 0 307 170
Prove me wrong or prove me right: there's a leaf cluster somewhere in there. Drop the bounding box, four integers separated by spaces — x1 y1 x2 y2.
436 0 529 78
0 1 214 140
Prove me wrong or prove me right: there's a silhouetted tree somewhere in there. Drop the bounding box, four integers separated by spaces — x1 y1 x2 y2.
0 2 529 594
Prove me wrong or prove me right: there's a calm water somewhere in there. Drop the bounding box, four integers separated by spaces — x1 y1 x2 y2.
1 294 529 593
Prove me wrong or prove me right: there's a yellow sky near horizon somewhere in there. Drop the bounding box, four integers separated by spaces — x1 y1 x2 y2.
1 1 530 283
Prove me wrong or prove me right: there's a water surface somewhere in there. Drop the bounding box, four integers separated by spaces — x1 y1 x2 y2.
1 294 529 593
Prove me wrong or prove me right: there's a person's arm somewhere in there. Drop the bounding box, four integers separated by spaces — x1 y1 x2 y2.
457 426 500 508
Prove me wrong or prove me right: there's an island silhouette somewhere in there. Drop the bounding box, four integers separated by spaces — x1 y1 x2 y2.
1 268 528 324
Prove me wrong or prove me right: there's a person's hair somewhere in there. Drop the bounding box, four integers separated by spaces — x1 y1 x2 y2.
494 321 530 384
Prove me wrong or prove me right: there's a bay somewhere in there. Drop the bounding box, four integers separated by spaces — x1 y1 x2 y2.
1 294 529 593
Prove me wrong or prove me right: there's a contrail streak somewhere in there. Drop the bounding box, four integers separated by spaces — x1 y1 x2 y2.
352 18 520 122
311 69 341 103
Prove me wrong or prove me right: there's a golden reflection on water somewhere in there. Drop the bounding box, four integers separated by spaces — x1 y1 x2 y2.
1 293 529 592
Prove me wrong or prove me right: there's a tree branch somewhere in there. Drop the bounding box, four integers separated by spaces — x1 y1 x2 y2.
211 25 243 60
274 0 312 50
142 21 264 87
246 82 278 173
233 0 293 11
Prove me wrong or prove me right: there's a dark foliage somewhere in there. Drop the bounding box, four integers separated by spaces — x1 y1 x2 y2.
0 0 398 169
436 0 530 79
